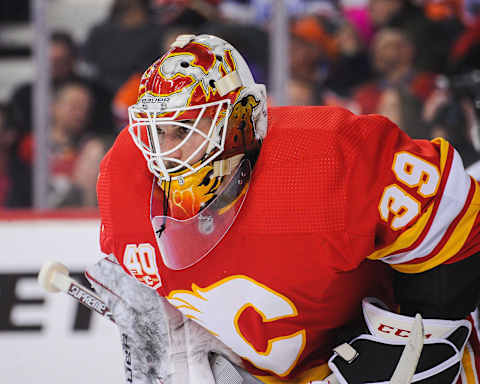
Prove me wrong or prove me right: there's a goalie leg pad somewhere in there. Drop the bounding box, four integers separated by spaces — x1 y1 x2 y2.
328 298 472 384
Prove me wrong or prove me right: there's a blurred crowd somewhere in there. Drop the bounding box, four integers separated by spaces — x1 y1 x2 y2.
0 0 479 209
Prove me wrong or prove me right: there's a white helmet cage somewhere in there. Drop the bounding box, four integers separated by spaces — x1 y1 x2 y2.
128 34 267 182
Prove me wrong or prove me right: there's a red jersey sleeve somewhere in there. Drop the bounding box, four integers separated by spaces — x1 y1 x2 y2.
97 146 114 256
95 127 157 264
346 114 480 274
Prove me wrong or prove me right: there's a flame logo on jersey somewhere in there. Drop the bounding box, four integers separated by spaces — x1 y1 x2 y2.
167 276 306 376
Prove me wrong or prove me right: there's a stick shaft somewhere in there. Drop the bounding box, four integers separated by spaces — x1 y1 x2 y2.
53 271 114 322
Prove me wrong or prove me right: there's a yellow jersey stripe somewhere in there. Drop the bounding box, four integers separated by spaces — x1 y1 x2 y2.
367 204 434 260
432 137 450 174
380 144 472 267
392 179 480 273
367 138 450 261
461 342 479 384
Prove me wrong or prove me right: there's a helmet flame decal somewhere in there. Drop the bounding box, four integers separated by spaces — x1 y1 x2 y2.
137 42 241 110
222 49 236 74
170 42 216 73
153 165 220 220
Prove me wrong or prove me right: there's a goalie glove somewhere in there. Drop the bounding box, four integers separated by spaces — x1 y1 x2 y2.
85 257 243 384
328 297 471 384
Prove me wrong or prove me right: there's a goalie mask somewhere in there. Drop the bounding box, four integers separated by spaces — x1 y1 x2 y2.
128 34 267 270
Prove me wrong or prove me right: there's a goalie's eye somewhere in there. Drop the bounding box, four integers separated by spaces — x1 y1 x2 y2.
177 126 191 139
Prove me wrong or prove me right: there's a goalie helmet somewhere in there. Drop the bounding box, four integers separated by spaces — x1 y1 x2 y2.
128 33 267 187
128 34 267 269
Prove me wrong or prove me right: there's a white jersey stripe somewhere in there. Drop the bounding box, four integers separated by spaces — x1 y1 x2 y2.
473 309 480 340
382 149 471 265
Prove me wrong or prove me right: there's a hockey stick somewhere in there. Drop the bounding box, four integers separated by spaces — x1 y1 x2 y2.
37 260 114 322
38 261 262 384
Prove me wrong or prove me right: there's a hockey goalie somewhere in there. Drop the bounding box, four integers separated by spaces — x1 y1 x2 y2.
86 34 480 383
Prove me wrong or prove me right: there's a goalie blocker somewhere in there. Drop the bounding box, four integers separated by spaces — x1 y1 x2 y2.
328 298 472 384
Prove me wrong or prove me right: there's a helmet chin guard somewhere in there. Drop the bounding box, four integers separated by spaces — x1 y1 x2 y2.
151 159 251 270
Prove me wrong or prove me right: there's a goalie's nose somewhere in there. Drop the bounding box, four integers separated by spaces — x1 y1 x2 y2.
162 136 184 160
157 127 186 162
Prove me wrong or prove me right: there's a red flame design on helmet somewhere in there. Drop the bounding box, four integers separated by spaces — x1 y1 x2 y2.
137 42 241 113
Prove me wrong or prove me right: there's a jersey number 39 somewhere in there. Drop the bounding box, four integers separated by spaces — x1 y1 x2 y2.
379 152 440 230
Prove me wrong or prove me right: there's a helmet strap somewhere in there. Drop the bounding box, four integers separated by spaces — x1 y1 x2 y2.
215 71 242 96
155 175 172 238
212 154 244 178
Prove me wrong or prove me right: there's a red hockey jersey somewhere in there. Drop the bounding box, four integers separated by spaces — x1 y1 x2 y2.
97 106 480 383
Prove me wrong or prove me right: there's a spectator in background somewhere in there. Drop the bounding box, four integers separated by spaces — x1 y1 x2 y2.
324 20 372 97
423 74 480 169
161 26 198 49
111 26 199 130
47 81 107 208
288 77 320 105
82 0 164 95
370 28 430 93
4 31 114 208
110 0 270 125
8 31 76 136
287 14 372 107
448 15 480 74
423 0 465 23
352 27 437 133
290 15 337 86
376 86 429 138
341 0 375 46
464 0 480 25
367 0 462 73
49 82 93 201
427 98 479 168
7 31 114 137
5 32 84 208
162 0 272 86
6 82 107 208
153 0 221 28
202 22 269 85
